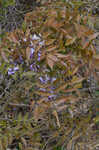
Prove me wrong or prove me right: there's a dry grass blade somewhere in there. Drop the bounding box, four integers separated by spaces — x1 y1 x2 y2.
56 105 67 112
52 110 60 128
55 53 70 59
35 91 52 97
46 45 58 52
45 39 56 46
70 77 85 85
55 83 68 92
65 37 77 46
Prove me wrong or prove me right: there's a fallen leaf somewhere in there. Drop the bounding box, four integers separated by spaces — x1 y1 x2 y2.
46 45 58 52
26 47 31 60
72 66 79 75
8 32 19 44
65 37 76 46
47 56 54 69
89 32 99 41
47 54 58 62
1 51 9 62
45 39 55 46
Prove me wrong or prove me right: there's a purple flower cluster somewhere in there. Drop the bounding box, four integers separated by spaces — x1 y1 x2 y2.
8 66 19 75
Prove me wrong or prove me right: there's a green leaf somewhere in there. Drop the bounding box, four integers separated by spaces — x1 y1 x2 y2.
1 0 15 7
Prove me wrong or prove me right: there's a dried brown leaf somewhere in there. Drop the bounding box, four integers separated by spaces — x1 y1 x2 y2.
33 106 39 122
47 54 58 62
26 47 31 60
47 56 54 69
45 39 55 46
70 77 85 85
72 66 79 75
55 83 68 92
65 37 76 46
46 45 58 52
89 32 99 41
57 105 67 112
93 54 99 69
21 137 27 147
25 28 30 37
35 91 52 96
55 97 69 106
1 51 9 62
8 32 19 44
61 28 68 35
82 40 89 49
45 17 63 29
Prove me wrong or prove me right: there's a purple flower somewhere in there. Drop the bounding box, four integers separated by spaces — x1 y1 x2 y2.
19 56 24 64
39 41 44 45
8 66 19 75
49 90 54 94
37 52 41 61
8 70 15 75
23 38 27 42
51 77 56 83
51 86 56 90
48 95 56 100
30 64 35 71
39 77 45 83
30 48 35 59
31 48 35 54
40 88 46 92
14 66 19 71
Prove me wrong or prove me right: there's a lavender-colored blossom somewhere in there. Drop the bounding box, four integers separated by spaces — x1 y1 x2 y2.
30 41 33 46
19 56 24 64
40 88 46 92
30 48 35 59
48 95 56 100
8 70 15 75
30 64 35 71
23 38 27 42
30 53 33 59
13 108 17 111
14 66 19 71
51 77 56 83
38 52 41 57
8 65 19 75
37 57 40 61
8 68 13 72
49 90 54 94
37 52 41 61
39 41 44 45
45 74 50 82
51 86 56 90
31 48 35 54
39 77 45 83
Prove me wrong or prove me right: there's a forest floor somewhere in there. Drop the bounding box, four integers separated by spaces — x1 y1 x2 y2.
0 1 99 150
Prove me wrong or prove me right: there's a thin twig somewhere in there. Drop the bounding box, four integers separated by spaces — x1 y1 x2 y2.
8 103 30 107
